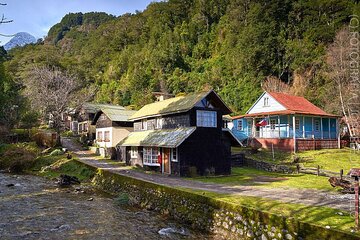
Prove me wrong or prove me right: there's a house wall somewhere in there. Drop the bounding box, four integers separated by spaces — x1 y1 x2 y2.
250 138 339 152
232 115 338 142
96 127 132 148
248 92 286 114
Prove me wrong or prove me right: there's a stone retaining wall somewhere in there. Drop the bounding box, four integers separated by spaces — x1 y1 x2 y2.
232 154 295 174
85 165 358 240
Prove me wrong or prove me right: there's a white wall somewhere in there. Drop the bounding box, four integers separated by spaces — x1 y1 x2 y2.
96 127 132 148
248 92 286 114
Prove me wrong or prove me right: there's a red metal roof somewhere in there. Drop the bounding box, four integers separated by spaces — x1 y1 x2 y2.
232 92 339 120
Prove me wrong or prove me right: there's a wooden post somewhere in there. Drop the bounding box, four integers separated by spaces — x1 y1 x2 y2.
317 165 320 176
337 118 341 149
302 116 305 139
278 115 281 139
340 169 343 180
293 115 296 153
320 117 323 139
287 115 290 138
355 177 359 229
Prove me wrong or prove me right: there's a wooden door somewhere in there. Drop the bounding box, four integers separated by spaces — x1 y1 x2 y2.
163 148 171 174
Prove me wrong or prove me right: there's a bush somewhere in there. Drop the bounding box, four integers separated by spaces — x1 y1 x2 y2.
32 132 57 147
61 131 75 137
0 143 39 173
115 193 130 205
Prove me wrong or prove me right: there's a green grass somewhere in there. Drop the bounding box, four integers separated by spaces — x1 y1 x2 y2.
30 154 95 181
233 147 360 173
297 148 360 172
178 187 356 234
190 167 335 191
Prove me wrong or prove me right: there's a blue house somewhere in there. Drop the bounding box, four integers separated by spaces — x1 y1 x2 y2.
231 92 340 152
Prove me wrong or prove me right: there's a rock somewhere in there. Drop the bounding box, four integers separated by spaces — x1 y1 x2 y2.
261 234 268 240
158 227 189 236
87 198 94 201
246 230 254 238
285 233 293 240
56 174 80 187
51 224 71 232
337 212 344 216
325 225 331 229
6 183 14 187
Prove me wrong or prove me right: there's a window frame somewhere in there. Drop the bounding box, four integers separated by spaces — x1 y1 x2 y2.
97 131 103 142
171 148 178 162
141 119 148 130
263 97 270 107
104 131 110 142
237 120 243 131
196 110 217 128
130 147 138 158
155 117 163 129
295 119 300 131
143 147 160 166
314 119 320 132
270 119 277 130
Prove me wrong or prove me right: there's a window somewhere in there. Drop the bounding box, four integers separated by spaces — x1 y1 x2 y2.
156 117 163 129
131 147 138 158
314 120 320 132
84 123 88 131
100 114 106 120
270 119 277 130
143 147 159 165
263 97 270 107
141 119 147 130
171 148 178 162
237 120 243 131
196 110 217 128
104 131 110 142
295 119 300 130
97 131 103 142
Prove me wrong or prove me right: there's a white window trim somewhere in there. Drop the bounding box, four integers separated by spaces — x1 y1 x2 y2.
143 147 160 166
97 131 103 142
171 148 178 162
156 117 163 129
196 110 217 128
263 97 270 107
130 147 138 158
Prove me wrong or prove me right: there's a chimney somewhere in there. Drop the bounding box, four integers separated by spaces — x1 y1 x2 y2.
152 92 175 102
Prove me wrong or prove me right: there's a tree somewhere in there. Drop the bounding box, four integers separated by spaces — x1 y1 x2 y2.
262 76 291 93
24 66 94 144
327 27 360 137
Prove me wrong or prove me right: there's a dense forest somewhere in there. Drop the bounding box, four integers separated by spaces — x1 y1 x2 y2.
1 0 359 128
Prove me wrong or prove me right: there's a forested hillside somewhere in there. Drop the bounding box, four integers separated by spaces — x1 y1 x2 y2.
2 0 359 128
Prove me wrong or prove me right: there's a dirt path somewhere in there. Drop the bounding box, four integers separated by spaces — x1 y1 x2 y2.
61 137 353 211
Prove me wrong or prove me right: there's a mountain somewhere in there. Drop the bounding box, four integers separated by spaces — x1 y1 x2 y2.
3 0 358 114
3 32 37 51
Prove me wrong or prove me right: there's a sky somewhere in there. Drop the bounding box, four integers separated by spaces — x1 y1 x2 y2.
0 0 158 45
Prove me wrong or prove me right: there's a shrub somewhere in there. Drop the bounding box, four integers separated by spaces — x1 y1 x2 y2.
115 193 130 205
0 143 39 173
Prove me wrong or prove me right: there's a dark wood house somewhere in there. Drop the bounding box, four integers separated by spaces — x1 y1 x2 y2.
117 90 241 176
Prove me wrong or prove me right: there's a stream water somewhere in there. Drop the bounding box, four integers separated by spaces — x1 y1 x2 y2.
0 173 213 240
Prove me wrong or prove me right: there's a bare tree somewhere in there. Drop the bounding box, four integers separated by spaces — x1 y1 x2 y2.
261 76 291 93
0 2 14 37
24 66 95 144
327 27 360 137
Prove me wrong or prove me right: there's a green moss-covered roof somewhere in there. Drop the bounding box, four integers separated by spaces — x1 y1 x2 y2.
129 91 211 120
117 127 196 148
82 103 125 114
102 107 136 122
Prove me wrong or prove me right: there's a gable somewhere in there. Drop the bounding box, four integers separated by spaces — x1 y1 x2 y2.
247 92 286 114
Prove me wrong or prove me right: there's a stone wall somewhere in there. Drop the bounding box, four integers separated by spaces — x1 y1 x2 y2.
88 167 358 240
232 154 295 174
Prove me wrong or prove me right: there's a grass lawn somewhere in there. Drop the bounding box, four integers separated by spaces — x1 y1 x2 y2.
179 187 357 235
191 167 335 191
298 148 360 172
233 147 360 172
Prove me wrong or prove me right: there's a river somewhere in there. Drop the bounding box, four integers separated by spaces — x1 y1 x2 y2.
0 173 213 240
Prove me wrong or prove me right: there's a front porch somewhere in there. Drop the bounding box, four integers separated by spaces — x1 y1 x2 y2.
246 115 338 140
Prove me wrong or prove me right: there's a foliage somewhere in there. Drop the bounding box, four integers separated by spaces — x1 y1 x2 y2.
3 0 358 115
0 142 40 172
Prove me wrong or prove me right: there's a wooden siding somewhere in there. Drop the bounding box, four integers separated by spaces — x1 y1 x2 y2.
248 92 286 114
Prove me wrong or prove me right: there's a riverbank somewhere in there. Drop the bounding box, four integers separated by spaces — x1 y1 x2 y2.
0 173 211 239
